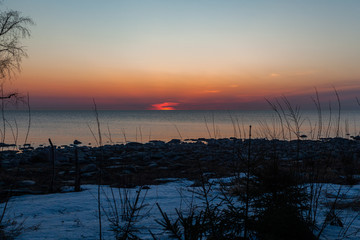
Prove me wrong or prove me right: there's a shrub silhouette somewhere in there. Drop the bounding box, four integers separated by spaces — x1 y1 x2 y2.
250 158 316 240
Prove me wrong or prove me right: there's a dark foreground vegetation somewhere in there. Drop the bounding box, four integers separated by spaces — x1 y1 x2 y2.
1 134 360 239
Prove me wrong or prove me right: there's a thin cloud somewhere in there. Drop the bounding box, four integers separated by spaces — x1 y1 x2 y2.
204 90 220 93
270 73 280 77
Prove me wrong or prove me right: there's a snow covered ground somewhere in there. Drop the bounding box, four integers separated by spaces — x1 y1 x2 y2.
1 179 360 239
2 179 201 239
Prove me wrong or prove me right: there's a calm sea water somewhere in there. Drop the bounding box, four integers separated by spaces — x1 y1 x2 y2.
1 110 360 147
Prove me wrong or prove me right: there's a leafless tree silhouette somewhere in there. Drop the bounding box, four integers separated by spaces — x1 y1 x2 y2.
0 8 33 98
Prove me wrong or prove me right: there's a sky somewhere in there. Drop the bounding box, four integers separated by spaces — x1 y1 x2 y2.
3 0 360 110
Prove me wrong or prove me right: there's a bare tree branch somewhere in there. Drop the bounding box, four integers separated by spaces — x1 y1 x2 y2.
0 10 33 80
0 92 16 99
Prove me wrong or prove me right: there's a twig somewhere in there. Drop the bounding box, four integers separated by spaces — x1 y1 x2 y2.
333 87 341 137
204 116 212 139
93 99 103 240
23 93 31 145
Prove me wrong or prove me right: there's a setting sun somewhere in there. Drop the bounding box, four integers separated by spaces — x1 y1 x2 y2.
150 102 179 110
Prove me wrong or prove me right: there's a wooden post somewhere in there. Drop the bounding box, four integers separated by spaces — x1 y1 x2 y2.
48 138 55 193
75 146 80 192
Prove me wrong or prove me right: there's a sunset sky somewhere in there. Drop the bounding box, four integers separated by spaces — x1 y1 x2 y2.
4 0 360 110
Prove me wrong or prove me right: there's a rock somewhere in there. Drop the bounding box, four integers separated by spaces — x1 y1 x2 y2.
61 186 76 192
128 152 144 160
81 164 97 173
199 156 211 161
122 170 133 174
151 152 163 159
0 143 16 148
149 140 166 147
108 157 123 162
351 135 360 141
124 165 137 173
0 160 11 168
168 139 181 144
82 172 96 178
56 153 70 163
18 180 36 187
29 152 48 163
148 162 158 168
126 142 143 147
170 155 182 162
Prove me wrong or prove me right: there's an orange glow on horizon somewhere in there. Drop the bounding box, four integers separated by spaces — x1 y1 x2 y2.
14 70 306 98
9 67 360 110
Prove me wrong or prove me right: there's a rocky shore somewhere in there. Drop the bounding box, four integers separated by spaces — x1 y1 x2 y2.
1 137 360 200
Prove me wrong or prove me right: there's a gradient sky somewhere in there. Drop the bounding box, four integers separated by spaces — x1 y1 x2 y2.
3 0 360 110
